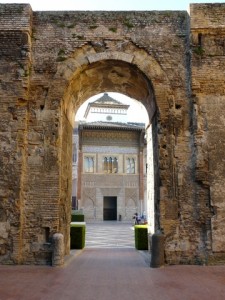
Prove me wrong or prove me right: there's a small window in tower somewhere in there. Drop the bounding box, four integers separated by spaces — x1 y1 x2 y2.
106 115 112 121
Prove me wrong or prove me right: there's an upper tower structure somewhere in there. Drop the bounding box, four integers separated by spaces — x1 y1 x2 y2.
84 93 130 123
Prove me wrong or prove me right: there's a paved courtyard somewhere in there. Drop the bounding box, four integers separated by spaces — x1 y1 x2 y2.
0 222 225 300
85 221 135 248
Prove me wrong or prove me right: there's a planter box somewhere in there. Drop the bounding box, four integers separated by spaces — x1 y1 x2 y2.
71 214 85 222
134 225 148 250
70 222 86 249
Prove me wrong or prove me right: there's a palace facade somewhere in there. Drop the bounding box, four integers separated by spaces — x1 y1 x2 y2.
72 93 147 221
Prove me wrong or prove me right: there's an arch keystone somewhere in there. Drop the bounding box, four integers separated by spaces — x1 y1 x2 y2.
87 51 134 64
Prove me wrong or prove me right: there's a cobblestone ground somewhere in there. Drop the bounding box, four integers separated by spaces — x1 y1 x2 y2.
0 222 225 300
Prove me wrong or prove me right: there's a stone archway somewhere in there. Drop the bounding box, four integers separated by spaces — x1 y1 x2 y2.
2 5 218 265
56 43 170 125
52 44 173 258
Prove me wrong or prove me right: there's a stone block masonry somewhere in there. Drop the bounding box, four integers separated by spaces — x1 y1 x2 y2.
0 3 225 265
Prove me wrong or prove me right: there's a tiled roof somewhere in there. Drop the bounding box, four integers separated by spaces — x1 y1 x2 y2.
84 93 130 118
93 93 124 105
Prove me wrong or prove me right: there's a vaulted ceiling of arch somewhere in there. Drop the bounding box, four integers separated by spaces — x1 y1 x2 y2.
63 59 155 125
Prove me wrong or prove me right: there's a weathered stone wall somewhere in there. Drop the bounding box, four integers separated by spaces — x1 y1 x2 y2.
0 3 225 265
190 3 225 264
0 4 32 263
59 113 72 256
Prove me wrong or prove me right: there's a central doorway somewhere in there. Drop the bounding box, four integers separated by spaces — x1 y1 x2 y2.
103 196 117 220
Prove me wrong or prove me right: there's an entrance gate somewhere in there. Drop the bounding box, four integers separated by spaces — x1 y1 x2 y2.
0 3 224 265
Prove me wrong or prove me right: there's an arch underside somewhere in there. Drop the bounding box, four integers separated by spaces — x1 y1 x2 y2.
64 59 156 126
57 45 171 255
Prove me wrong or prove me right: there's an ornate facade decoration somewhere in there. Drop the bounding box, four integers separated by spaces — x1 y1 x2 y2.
73 93 146 221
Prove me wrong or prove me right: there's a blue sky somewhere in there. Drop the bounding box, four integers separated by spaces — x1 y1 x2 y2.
0 0 225 11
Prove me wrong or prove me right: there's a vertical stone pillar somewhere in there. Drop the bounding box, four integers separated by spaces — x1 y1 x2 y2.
0 4 33 264
150 231 165 268
77 129 83 205
52 233 64 267
77 150 83 202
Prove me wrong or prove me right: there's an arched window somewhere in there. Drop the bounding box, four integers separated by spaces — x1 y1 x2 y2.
84 157 94 173
112 157 118 173
126 158 131 173
103 157 108 173
89 157 94 172
72 144 77 163
108 157 112 173
103 156 118 173
130 158 135 174
126 157 135 174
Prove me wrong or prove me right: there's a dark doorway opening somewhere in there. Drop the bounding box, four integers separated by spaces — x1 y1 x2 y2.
103 197 117 220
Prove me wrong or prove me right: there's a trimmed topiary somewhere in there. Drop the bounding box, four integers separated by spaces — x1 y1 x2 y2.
70 224 86 249
71 214 84 222
134 225 148 250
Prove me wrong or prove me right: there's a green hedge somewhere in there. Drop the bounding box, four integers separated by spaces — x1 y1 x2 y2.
70 224 86 249
134 225 148 250
71 214 84 222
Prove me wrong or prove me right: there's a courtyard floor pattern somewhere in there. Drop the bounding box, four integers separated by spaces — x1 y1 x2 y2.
85 221 135 248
